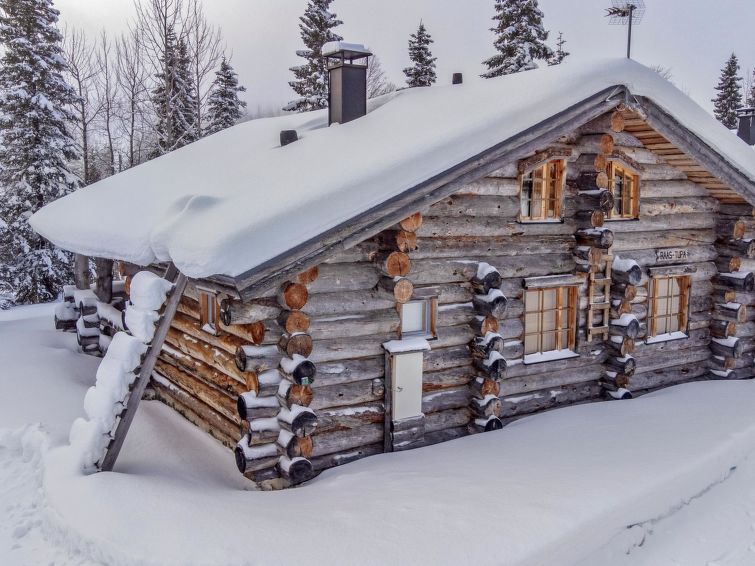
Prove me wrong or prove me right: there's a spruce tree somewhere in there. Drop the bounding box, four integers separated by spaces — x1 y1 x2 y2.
151 31 198 155
745 69 755 108
206 57 247 135
481 0 553 78
403 21 437 88
286 0 342 113
548 32 569 66
0 0 81 305
712 53 743 129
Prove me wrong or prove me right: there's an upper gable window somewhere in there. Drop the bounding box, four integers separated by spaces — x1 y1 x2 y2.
199 290 219 334
607 161 640 220
519 159 565 222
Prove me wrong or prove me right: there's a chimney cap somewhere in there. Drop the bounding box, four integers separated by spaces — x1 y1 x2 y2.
323 41 372 61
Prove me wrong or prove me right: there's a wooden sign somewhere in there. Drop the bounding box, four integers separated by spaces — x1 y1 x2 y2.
656 248 689 262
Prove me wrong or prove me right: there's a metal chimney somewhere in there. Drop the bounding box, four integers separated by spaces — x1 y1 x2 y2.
323 42 372 125
737 107 755 145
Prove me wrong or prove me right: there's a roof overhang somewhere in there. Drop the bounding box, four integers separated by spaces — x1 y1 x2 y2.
230 86 626 300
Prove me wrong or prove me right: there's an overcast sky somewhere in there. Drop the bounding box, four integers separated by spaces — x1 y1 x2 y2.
55 0 755 116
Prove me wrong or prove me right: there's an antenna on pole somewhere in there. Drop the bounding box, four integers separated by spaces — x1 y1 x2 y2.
605 1 646 59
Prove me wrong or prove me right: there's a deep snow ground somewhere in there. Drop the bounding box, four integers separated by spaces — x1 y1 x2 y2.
3 304 755 565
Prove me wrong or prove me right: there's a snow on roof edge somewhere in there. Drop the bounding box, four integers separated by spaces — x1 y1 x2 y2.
29 58 755 281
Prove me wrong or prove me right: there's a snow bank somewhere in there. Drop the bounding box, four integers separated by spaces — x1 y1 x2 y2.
30 59 755 279
65 274 167 472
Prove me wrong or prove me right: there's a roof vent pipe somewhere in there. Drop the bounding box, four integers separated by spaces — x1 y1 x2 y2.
736 107 755 145
452 73 463 85
280 130 298 147
323 42 373 125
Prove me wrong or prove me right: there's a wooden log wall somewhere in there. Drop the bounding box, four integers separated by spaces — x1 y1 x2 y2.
150 107 755 486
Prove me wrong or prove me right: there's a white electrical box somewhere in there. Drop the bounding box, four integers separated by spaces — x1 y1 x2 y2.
391 351 424 420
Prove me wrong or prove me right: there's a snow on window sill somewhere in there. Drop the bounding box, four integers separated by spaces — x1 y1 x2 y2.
518 218 564 224
523 349 579 365
645 331 688 344
604 217 640 222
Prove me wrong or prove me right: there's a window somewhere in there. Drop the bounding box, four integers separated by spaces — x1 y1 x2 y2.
648 275 690 339
199 290 219 334
519 160 565 222
524 286 577 363
607 161 639 219
400 299 437 339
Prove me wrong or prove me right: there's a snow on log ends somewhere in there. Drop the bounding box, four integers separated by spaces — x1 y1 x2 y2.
31 59 755 279
67 274 169 472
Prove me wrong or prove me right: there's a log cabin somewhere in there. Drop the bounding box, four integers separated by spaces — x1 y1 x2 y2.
31 50 755 489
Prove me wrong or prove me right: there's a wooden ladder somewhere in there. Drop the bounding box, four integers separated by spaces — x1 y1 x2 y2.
586 252 613 342
99 266 187 472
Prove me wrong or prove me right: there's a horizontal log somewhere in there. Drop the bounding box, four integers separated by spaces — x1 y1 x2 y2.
422 386 469 413
710 320 736 339
423 366 476 392
151 381 238 449
398 212 423 232
220 297 280 325
310 378 384 410
308 309 400 341
311 423 384 458
316 403 385 434
235 344 280 374
278 456 314 485
641 196 719 217
164 328 245 383
309 442 383 472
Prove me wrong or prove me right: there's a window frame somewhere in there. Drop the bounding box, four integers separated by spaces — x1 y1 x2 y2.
399 298 438 340
522 285 579 364
647 274 691 341
518 158 566 223
606 160 640 220
199 289 219 334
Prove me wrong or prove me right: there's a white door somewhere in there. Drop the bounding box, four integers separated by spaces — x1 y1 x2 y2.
392 351 424 420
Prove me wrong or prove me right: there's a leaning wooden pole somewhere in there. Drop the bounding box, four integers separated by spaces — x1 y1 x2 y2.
100 270 188 472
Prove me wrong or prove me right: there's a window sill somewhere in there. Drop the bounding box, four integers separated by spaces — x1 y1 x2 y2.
645 331 688 345
523 349 579 365
518 219 564 225
201 323 218 336
604 217 640 222
382 337 432 354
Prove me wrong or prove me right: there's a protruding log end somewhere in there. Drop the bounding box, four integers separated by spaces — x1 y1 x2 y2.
610 112 625 133
472 289 508 319
575 228 614 250
472 262 503 294
279 457 314 484
600 133 615 154
278 282 309 310
610 315 640 339
375 251 411 278
296 266 319 286
278 310 311 334
278 333 314 358
280 356 317 385
470 315 500 336
378 276 414 303
398 212 423 233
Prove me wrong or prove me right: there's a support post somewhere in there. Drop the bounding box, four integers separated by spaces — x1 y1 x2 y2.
74 254 90 290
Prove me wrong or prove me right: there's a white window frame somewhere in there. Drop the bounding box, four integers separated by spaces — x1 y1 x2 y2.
399 298 437 339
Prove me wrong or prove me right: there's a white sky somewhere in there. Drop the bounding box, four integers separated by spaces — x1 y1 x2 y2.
56 0 755 116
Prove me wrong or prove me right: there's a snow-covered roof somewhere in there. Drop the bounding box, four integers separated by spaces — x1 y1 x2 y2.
322 41 371 58
30 58 755 281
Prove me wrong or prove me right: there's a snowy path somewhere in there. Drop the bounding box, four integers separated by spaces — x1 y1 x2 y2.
3 305 755 565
